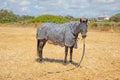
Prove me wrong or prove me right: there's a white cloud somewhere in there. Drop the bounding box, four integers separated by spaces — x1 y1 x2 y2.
33 0 38 1
19 0 31 6
0 0 119 17
9 0 15 3
34 5 44 9
21 7 28 11
97 0 115 3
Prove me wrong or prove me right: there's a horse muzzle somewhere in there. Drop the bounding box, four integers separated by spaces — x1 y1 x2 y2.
82 35 86 38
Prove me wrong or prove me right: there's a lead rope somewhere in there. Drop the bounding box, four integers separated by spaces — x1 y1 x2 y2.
76 39 85 67
40 39 86 77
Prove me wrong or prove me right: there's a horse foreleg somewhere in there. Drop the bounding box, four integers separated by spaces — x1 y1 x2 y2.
70 46 73 63
64 46 68 63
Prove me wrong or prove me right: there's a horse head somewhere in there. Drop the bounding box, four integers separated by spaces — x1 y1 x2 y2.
79 18 88 39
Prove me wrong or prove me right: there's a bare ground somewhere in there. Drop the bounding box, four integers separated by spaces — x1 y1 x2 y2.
0 26 120 80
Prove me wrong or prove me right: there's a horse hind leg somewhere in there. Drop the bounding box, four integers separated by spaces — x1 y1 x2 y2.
64 46 68 64
37 39 46 62
70 46 73 63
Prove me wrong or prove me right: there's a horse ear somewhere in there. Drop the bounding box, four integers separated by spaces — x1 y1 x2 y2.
80 18 82 22
86 19 88 23
80 18 88 23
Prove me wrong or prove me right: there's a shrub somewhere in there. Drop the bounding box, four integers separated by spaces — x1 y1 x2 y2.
28 14 69 24
91 23 98 28
103 23 111 27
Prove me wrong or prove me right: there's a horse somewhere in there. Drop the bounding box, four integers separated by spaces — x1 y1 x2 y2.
36 18 88 64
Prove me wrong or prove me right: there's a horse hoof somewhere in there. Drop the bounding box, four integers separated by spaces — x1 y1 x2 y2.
40 60 44 63
38 58 43 63
63 61 68 65
63 62 68 66
69 60 72 63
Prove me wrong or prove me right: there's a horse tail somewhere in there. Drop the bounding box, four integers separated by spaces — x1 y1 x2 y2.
36 29 39 56
37 39 39 56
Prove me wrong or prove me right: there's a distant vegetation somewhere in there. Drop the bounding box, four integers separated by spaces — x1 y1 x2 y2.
0 9 16 23
0 9 76 24
110 13 120 22
0 9 34 23
0 9 120 32
29 14 70 24
0 9 120 24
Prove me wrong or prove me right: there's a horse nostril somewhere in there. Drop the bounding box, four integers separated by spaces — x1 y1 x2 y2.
82 35 86 38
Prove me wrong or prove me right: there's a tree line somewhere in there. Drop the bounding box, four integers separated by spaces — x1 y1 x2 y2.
0 9 120 23
0 9 34 23
28 14 75 24
0 9 76 23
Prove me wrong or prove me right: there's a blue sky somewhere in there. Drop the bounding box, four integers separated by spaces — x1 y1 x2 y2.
0 0 120 18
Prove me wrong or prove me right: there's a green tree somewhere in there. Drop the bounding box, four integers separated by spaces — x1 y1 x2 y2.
0 9 34 23
110 13 120 22
0 9 17 23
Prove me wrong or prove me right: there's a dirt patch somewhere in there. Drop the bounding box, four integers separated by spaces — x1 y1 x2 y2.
0 26 120 80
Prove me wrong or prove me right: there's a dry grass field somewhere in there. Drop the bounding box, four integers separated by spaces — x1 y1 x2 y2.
0 25 120 80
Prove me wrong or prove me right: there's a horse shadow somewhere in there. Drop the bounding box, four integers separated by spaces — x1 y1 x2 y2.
36 58 78 66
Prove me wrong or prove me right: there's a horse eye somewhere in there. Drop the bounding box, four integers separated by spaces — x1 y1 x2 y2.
81 30 84 33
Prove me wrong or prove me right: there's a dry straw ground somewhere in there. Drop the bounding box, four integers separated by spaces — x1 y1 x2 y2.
0 25 120 80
